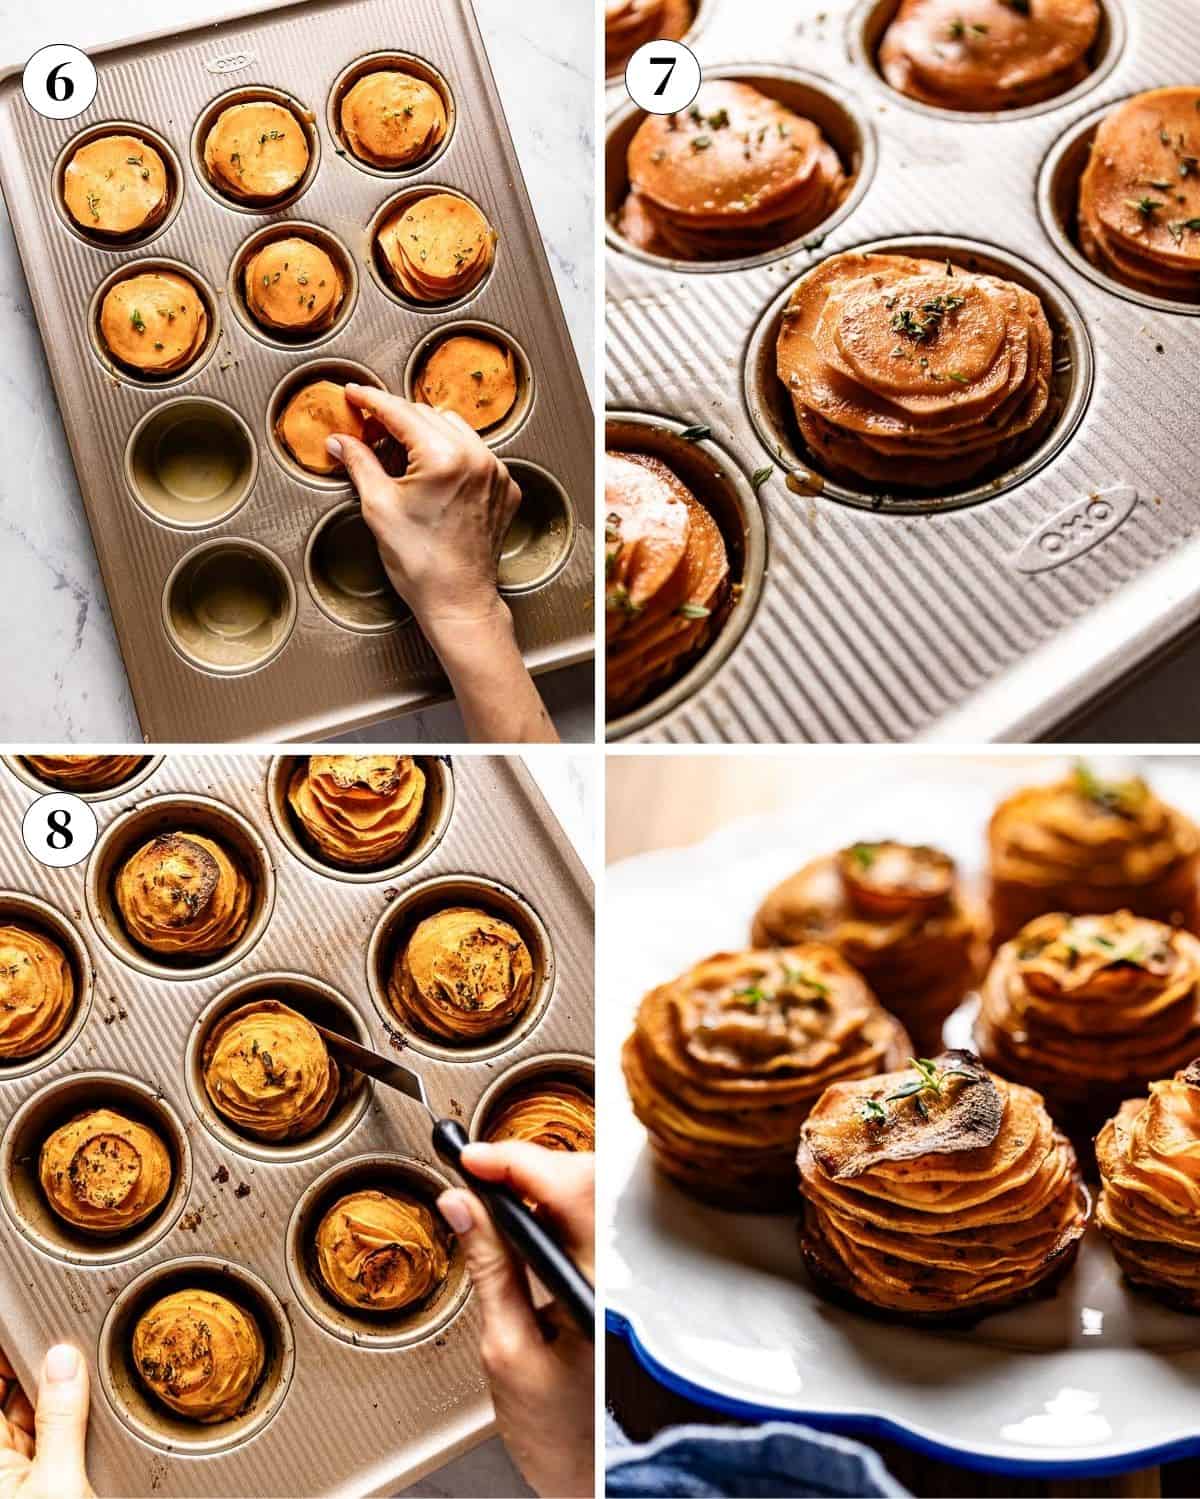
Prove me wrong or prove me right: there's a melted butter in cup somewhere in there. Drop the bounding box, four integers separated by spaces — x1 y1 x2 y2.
497 461 574 595
165 541 295 674
126 400 257 529
305 503 409 633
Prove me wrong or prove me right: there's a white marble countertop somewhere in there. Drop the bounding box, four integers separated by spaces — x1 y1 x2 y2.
0 0 594 745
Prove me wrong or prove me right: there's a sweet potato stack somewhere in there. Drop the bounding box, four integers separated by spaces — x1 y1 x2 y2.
976 910 1200 1152
618 80 846 260
605 0 692 77
605 450 729 716
622 944 911 1209
775 250 1054 490
339 69 447 169
752 841 987 1055
879 0 1099 112
376 192 496 304
1078 87 1200 298
987 765 1200 944
798 1051 1087 1320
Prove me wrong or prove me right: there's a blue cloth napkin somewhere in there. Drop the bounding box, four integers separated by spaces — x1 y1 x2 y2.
605 1412 910 1498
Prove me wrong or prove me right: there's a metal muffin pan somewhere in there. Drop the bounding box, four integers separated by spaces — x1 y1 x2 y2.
0 753 594 1497
604 0 1200 743
0 0 592 742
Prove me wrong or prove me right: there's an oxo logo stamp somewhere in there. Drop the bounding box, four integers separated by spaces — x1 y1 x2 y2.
1013 486 1138 575
205 50 256 75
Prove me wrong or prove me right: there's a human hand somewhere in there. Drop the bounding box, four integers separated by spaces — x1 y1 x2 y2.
328 387 521 636
438 1144 594 1499
0 1344 95 1499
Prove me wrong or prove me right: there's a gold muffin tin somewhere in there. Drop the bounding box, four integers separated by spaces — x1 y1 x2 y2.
0 0 591 740
0 753 594 1496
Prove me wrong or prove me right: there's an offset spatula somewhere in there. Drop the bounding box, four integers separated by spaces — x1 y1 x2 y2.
309 1022 595 1339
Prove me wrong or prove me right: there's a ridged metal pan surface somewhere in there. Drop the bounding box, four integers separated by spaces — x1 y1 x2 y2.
604 0 1200 744
0 0 593 742
0 753 594 1497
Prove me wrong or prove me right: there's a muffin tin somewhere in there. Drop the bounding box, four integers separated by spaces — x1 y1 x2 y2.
0 0 591 741
0 753 594 1496
605 0 1200 743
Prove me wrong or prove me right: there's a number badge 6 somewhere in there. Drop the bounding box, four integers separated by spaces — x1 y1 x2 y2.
22 44 98 121
21 793 98 869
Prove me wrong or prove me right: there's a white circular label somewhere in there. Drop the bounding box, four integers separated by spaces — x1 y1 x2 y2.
21 794 98 868
21 44 97 121
624 40 701 115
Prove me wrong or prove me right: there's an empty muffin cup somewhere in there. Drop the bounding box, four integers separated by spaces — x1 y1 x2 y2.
327 51 456 176
98 1254 294 1456
497 461 576 595
229 221 358 347
85 792 275 983
125 399 257 530
605 412 768 741
3 755 163 802
53 119 184 248
191 85 320 212
0 1071 192 1267
1038 100 1200 316
605 65 875 273
285 1153 470 1348
162 538 296 675
469 1051 595 1143
403 320 533 445
304 502 411 633
851 0 1125 122
742 235 1094 516
0 891 93 1082
266 754 454 884
366 873 555 1061
184 971 372 1165
89 258 219 388
266 358 387 491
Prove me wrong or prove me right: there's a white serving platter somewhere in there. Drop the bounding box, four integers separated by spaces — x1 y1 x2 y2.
602 754 1200 1477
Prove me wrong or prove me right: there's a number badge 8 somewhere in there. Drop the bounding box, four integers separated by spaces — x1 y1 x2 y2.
21 793 98 869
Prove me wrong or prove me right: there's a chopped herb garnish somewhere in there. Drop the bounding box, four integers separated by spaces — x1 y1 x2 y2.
676 602 711 619
751 464 773 492
130 308 146 333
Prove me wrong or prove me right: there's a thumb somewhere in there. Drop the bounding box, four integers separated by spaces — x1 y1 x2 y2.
437 1189 541 1356
327 432 393 508
31 1345 90 1496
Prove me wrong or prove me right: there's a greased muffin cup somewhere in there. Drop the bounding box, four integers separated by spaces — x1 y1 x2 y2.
1 0 591 743
0 753 592 1497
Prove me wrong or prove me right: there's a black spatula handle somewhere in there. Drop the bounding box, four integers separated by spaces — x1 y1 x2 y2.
432 1117 595 1340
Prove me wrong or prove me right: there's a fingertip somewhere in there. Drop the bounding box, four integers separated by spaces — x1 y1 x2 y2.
437 1189 475 1236
325 435 344 460
43 1345 79 1385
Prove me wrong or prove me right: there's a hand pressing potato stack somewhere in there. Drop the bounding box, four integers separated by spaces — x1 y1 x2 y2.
115 831 253 960
606 0 692 77
203 100 309 204
315 1189 450 1312
339 69 447 168
605 450 730 717
414 334 517 432
39 1108 172 1235
22 754 147 792
243 236 345 337
202 1000 340 1142
987 764 1200 943
484 1080 596 1152
1078 87 1200 298
132 1289 265 1423
286 754 426 870
1097 1060 1200 1310
276 380 366 476
618 80 846 259
99 270 208 377
752 841 987 1055
0 923 75 1061
879 0 1100 112
798 1051 1088 1321
776 251 1054 490
375 192 496 304
62 134 170 238
976 911 1200 1154
622 945 911 1209
388 907 535 1044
